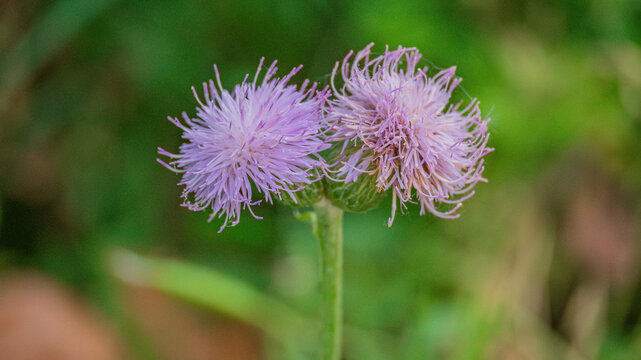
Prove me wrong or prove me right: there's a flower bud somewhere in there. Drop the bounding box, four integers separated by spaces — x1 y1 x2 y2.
324 145 385 212
324 172 385 212
279 178 324 208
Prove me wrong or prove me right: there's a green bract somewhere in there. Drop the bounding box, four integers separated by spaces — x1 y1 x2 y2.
323 145 385 212
279 178 324 208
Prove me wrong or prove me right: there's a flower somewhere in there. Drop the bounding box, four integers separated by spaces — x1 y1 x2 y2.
158 59 330 231
328 43 492 226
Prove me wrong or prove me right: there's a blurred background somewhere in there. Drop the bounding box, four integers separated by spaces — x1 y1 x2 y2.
1 0 640 359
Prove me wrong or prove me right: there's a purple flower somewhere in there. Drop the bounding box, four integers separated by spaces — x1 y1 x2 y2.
329 43 492 226
159 59 330 231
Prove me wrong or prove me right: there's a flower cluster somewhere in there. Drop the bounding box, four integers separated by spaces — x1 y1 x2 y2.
328 44 492 226
158 59 330 231
159 44 492 229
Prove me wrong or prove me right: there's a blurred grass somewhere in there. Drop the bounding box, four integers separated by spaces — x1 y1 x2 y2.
1 0 640 359
0 0 116 112
110 248 315 356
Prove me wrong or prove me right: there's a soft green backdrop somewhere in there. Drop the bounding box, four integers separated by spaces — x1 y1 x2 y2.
1 0 640 359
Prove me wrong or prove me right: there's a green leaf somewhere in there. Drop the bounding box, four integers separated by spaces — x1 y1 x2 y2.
109 248 315 350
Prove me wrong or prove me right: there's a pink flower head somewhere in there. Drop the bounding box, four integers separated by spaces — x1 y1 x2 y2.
159 59 330 232
329 43 492 226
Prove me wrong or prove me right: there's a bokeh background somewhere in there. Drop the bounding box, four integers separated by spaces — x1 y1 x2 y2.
1 0 640 359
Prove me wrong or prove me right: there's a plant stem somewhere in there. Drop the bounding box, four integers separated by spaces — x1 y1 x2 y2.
312 196 344 360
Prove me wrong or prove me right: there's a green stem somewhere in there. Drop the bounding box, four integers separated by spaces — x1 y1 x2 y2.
312 196 344 360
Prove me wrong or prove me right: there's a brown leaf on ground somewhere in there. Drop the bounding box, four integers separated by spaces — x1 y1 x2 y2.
123 285 262 360
0 271 124 360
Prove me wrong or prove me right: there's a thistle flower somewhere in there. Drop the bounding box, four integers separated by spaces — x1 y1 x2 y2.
329 43 492 226
158 59 330 231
